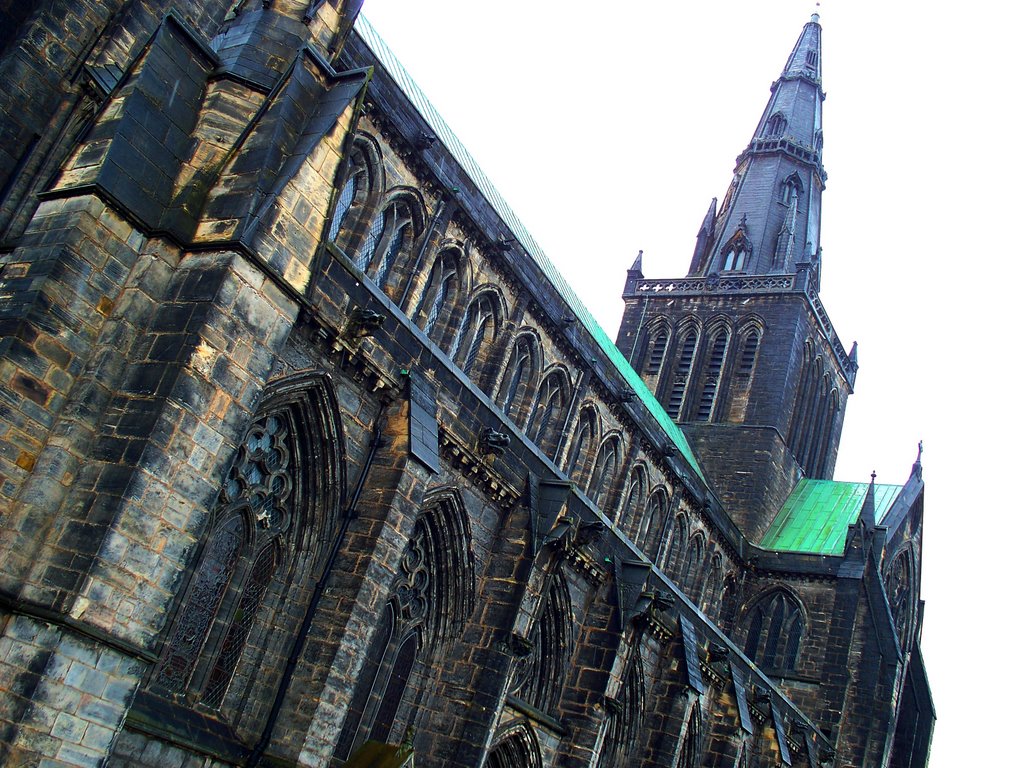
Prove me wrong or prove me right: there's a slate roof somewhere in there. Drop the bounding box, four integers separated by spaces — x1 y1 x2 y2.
759 479 903 555
354 15 705 482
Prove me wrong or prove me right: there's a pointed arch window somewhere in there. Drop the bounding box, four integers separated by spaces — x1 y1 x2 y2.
486 724 543 768
355 198 417 288
452 294 498 374
644 327 669 376
335 495 475 760
597 647 646 768
567 407 598 482
764 112 787 138
721 229 752 272
743 590 804 673
681 534 706 602
146 378 345 736
500 337 538 425
418 248 461 341
668 327 699 419
780 174 802 206
527 373 568 455
696 328 730 421
678 705 701 768
736 329 761 380
587 438 621 511
638 489 669 556
618 465 648 530
513 570 573 715
885 550 914 651
327 140 376 246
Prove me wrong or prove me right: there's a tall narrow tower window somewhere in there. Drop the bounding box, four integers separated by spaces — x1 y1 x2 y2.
720 228 752 273
781 175 802 206
764 112 787 138
668 328 698 419
644 328 669 375
696 330 729 421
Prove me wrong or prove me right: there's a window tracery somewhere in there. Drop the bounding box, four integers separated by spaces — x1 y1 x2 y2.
597 646 646 768
721 228 752 272
885 549 914 651
743 590 804 673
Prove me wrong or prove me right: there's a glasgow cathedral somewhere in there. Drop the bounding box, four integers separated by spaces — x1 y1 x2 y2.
0 2 933 766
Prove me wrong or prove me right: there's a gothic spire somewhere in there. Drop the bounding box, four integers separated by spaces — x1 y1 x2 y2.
688 14 825 279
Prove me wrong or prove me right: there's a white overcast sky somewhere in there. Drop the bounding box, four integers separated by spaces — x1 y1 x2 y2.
361 1 1022 763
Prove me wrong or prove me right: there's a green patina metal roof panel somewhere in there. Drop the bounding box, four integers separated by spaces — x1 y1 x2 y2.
760 479 903 555
355 16 705 482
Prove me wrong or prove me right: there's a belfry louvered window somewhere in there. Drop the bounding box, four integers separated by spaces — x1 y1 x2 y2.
696 330 729 420
737 330 760 378
668 328 698 418
644 328 669 375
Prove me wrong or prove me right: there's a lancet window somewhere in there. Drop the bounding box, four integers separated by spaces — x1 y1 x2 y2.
512 569 573 715
885 549 914 651
328 140 376 244
418 248 461 341
743 590 804 673
696 328 729 421
668 326 699 419
527 371 568 456
355 197 418 288
148 377 344 732
721 229 752 272
597 646 646 768
452 292 499 374
334 493 475 760
587 437 622 511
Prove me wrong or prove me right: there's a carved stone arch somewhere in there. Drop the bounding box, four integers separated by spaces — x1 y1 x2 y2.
681 532 707 602
412 239 469 346
334 487 476 760
327 132 385 251
884 546 916 651
597 642 648 768
780 171 804 205
486 721 543 768
616 462 649 530
677 698 703 768
641 316 672 379
354 185 427 292
587 433 624 512
692 320 732 422
147 373 345 720
566 402 600 483
720 226 752 272
764 111 787 138
451 286 507 375
740 587 807 673
526 365 571 457
497 330 543 428
639 486 670 557
666 317 702 417
514 566 574 715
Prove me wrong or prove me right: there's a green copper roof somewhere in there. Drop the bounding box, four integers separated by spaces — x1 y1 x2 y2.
355 16 704 482
759 479 903 555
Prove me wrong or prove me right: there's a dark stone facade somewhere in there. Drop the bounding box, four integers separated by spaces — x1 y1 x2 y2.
0 4 932 768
